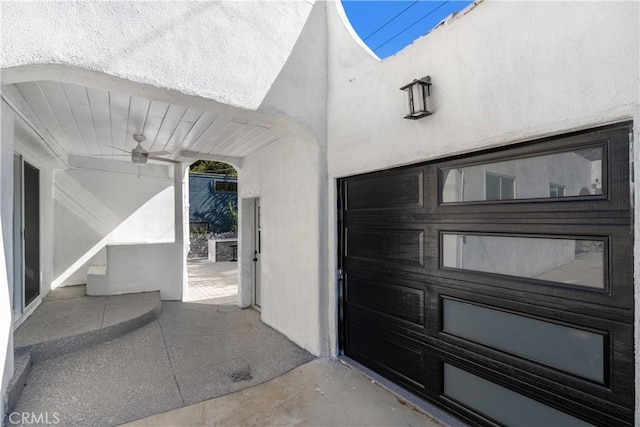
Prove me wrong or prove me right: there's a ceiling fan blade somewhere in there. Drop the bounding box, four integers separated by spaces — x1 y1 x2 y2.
92 154 131 157
148 156 180 164
147 151 171 156
107 145 132 154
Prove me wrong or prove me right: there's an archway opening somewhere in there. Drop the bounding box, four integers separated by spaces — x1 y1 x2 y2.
185 160 239 304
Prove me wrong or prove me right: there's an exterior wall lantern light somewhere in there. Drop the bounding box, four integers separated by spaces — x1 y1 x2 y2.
400 76 432 120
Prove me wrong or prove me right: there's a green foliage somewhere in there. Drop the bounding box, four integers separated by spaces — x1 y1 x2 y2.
190 224 209 235
228 200 238 233
190 160 237 176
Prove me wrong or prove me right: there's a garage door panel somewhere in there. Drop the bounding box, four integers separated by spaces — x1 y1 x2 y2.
339 124 633 426
435 349 633 427
433 224 632 310
345 168 426 211
346 320 427 391
442 298 607 384
346 210 631 227
346 227 425 267
345 303 429 344
347 257 633 324
432 128 630 215
432 219 630 238
434 300 634 409
346 274 425 326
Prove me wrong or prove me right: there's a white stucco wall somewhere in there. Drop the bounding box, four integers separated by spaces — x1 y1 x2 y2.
326 0 640 421
52 166 174 287
239 133 322 356
0 1 313 111
327 1 638 177
91 242 183 300
1 102 14 309
0 101 15 421
0 104 58 415
233 0 329 357
259 1 328 145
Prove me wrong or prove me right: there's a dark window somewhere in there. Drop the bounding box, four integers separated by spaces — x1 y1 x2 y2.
215 181 237 192
485 172 515 200
550 183 566 197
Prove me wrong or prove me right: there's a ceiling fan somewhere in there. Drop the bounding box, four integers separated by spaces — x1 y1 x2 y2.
95 134 180 165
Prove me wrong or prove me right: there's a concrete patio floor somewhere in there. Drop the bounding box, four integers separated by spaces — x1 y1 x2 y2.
9 263 450 427
12 300 314 426
14 286 161 362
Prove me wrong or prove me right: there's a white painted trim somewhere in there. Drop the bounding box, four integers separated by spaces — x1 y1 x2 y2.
331 1 379 61
12 295 42 330
179 151 242 169
0 89 69 168
14 143 44 171
238 196 256 309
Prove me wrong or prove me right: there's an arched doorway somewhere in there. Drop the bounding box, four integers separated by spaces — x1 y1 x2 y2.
185 160 239 303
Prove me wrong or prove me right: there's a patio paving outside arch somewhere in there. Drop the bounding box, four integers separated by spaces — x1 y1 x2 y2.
186 259 238 303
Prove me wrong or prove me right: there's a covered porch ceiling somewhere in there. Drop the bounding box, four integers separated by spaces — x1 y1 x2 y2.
4 80 291 167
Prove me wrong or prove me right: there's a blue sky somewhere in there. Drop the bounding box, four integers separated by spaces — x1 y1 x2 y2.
342 1 474 59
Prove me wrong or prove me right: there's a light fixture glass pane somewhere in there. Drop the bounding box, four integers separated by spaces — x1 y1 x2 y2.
441 147 603 203
404 88 414 116
443 299 605 383
412 83 425 113
444 364 594 427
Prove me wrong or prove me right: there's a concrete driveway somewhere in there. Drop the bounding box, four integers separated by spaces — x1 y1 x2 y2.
125 358 446 427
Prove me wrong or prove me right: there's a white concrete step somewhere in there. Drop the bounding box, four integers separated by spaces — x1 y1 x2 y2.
86 264 108 296
87 264 107 275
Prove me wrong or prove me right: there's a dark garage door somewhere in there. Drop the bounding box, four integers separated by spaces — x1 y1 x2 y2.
338 124 634 426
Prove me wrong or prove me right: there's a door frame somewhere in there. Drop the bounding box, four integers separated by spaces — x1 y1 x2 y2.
12 153 41 319
12 153 24 315
252 198 261 309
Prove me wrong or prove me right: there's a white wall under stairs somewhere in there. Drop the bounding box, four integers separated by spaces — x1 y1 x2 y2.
87 242 183 300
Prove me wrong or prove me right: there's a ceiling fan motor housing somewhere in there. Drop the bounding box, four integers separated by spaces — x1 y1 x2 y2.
132 142 148 164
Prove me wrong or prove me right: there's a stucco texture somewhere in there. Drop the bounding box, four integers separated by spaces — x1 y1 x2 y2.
240 133 322 356
52 168 174 287
327 1 640 177
1 1 313 110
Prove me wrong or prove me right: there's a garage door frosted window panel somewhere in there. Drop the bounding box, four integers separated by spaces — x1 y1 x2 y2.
444 364 594 427
441 146 603 203
443 299 605 383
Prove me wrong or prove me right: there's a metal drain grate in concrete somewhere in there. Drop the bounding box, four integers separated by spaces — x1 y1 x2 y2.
230 368 253 382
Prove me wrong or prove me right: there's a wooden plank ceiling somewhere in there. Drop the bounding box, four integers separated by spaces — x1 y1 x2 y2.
13 81 289 161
